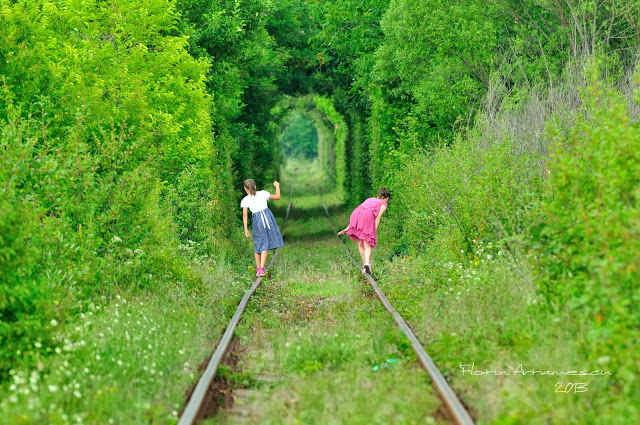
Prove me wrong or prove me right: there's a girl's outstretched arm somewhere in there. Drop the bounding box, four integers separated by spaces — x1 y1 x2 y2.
243 208 250 238
270 181 281 200
375 204 388 230
337 226 349 235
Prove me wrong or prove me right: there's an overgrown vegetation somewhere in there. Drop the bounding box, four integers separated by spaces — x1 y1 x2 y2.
1 0 638 422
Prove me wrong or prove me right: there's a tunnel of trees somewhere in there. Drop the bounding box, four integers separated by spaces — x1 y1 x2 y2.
1 0 639 422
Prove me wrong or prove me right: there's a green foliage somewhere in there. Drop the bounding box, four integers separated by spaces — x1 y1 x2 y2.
536 79 640 309
2 0 640 420
271 94 346 190
280 110 318 159
313 95 347 190
0 263 250 424
384 122 543 259
311 0 390 102
532 78 640 396
375 0 502 138
266 0 326 95
176 0 273 192
313 0 640 207
164 166 219 248
0 192 53 379
0 0 225 376
311 0 389 204
0 100 195 375
371 72 640 421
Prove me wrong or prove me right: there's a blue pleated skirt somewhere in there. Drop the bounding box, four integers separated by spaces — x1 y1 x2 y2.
251 208 284 253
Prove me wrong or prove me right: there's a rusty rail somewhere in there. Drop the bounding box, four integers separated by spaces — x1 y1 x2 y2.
178 190 292 425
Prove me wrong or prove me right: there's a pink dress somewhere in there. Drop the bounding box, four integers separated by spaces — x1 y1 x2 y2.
346 198 387 247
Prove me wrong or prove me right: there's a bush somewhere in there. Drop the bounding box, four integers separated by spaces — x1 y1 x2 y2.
383 120 544 262
376 70 640 418
532 77 640 395
0 194 55 379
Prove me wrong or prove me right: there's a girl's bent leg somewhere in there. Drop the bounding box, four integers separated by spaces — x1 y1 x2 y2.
260 251 268 268
254 253 261 268
363 241 372 265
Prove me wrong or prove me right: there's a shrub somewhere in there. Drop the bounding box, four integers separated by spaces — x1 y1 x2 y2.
532 76 640 395
0 194 55 379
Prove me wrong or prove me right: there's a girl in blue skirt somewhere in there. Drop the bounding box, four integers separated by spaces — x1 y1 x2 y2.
241 179 285 276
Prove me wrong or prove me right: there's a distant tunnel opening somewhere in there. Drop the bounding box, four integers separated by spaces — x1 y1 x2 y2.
279 110 319 160
275 96 347 197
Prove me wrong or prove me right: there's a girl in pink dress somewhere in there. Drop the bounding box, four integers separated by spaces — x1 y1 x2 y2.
337 187 391 274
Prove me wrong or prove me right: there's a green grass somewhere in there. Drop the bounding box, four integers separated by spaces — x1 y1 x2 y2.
372 245 635 424
0 259 251 424
280 157 341 201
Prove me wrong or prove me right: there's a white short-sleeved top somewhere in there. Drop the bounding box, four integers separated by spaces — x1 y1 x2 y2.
240 190 271 213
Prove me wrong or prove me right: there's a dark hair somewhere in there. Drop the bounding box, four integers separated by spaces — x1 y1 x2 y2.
378 187 391 200
244 179 257 195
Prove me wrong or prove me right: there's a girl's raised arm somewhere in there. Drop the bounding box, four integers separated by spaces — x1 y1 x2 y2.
270 181 281 200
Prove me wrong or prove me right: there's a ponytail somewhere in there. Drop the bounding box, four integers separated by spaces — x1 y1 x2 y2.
244 179 257 195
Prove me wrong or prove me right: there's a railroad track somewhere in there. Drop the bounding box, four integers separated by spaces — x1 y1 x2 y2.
317 189 475 425
178 186 293 425
179 186 474 425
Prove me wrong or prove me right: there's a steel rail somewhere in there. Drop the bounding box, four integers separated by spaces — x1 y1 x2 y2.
319 196 475 425
178 190 293 425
